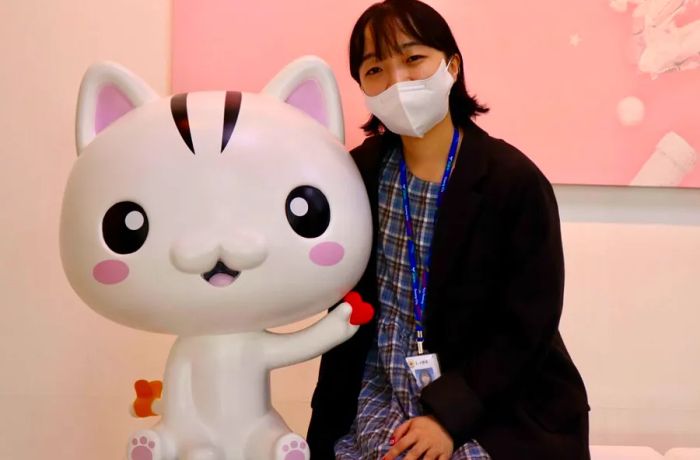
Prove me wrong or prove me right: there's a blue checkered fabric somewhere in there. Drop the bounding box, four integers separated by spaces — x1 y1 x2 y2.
334 148 490 460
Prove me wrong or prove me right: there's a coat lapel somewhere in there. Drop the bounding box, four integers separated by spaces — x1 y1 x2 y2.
428 122 489 294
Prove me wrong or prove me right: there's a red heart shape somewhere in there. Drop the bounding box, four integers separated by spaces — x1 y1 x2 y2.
344 291 375 325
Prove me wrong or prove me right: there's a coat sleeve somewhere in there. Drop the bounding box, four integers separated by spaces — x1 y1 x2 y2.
419 166 566 445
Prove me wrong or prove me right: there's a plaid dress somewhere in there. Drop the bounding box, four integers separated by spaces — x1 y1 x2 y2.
334 148 490 460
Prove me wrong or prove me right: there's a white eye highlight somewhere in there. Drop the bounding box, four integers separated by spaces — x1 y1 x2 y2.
125 210 145 230
290 197 309 217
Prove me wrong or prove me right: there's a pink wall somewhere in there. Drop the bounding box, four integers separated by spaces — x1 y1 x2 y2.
173 0 700 187
0 1 172 457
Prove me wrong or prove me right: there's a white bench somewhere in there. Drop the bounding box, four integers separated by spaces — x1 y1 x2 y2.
591 446 700 459
665 448 700 460
591 445 664 459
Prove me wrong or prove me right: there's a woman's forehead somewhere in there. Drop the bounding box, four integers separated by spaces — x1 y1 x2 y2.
363 24 429 59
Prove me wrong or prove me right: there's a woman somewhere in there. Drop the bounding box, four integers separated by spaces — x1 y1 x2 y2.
307 1 590 459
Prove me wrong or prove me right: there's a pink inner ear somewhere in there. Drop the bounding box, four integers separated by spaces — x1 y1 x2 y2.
95 84 135 134
285 79 328 128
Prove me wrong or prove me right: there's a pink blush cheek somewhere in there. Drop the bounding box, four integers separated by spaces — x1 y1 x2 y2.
93 260 130 285
309 242 345 267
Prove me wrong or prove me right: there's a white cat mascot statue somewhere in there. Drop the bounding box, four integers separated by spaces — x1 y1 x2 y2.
60 56 374 460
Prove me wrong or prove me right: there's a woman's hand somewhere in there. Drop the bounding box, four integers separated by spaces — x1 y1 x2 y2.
383 415 454 460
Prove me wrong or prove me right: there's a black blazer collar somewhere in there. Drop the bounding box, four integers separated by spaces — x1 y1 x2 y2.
429 121 489 292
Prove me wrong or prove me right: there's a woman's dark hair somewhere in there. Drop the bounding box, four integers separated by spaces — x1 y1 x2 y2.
349 0 489 136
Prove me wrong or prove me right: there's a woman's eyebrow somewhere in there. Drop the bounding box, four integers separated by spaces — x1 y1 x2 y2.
362 51 377 63
362 41 422 63
400 41 421 49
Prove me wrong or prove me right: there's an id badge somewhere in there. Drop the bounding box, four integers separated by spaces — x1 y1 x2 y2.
406 353 441 389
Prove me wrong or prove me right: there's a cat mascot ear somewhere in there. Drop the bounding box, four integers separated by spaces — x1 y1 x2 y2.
75 62 158 154
263 56 345 143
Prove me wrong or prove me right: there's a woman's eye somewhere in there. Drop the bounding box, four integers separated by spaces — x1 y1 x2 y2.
365 66 382 76
407 55 425 63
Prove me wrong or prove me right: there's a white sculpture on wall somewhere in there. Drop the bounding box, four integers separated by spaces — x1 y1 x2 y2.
611 0 700 76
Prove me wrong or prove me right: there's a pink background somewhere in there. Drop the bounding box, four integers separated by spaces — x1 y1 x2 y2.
172 0 700 187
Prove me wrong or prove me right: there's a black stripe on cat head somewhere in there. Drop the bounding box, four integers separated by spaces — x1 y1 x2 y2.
170 93 195 154
221 91 242 153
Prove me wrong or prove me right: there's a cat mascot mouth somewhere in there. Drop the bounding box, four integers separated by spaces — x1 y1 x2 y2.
201 261 241 287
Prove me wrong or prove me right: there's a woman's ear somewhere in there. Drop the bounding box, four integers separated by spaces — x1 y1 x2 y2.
448 54 461 80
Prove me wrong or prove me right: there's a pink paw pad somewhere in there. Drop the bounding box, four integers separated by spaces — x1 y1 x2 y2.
281 440 307 460
130 435 156 460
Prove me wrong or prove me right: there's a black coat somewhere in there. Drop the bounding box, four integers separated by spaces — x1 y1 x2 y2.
307 121 590 460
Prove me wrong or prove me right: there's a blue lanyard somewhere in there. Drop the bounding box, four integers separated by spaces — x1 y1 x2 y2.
399 126 460 354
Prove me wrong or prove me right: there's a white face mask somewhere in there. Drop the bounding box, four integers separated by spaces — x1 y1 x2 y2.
364 59 455 138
